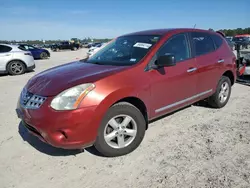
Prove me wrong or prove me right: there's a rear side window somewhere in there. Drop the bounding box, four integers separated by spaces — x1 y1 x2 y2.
211 34 223 49
0 45 12 53
191 32 215 56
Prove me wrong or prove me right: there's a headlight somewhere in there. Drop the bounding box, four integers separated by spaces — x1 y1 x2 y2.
50 83 95 110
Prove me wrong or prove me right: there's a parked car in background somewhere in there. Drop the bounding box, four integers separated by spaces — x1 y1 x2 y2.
225 36 233 41
51 41 80 51
81 42 89 48
232 35 250 49
16 28 236 157
0 44 35 75
87 43 107 56
225 38 236 50
18 44 50 59
87 42 102 48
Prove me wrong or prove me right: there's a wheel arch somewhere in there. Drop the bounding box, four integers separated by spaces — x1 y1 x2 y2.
222 70 235 86
90 87 149 130
6 59 27 70
114 97 149 129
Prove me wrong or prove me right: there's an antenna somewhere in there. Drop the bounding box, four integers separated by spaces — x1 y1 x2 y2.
193 24 196 28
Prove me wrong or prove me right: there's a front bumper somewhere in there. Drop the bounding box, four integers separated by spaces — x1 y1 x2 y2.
27 64 36 71
16 96 99 149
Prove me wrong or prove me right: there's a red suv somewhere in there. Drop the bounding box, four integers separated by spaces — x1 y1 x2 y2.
16 28 236 157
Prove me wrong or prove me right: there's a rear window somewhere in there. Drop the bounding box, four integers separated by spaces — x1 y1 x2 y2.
0 45 12 53
211 34 223 49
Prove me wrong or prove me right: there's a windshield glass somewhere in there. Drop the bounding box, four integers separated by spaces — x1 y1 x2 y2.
86 35 161 66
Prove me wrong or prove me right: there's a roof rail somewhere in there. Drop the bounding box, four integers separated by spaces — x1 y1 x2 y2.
216 31 225 38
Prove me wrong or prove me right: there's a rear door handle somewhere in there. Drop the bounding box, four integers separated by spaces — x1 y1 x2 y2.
187 67 197 73
217 59 224 63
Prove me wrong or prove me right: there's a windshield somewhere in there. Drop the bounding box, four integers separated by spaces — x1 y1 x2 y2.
86 35 161 66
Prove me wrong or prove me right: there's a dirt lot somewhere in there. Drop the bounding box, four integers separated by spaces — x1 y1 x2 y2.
0 49 250 188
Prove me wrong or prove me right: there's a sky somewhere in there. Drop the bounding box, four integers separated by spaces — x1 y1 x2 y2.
0 0 248 40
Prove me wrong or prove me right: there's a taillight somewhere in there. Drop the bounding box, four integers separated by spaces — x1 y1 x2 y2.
24 52 32 56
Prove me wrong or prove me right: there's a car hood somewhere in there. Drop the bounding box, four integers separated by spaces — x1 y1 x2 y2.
26 61 128 96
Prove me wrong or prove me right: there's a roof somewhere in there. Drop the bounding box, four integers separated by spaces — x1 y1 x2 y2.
0 43 19 48
122 28 212 36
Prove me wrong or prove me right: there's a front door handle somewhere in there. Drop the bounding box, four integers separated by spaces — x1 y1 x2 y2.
217 59 224 63
187 67 197 73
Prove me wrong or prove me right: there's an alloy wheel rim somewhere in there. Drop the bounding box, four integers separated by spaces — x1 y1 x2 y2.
41 52 47 58
219 82 229 103
11 62 23 74
104 114 137 149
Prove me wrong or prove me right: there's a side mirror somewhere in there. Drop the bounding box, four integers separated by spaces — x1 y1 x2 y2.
156 54 176 67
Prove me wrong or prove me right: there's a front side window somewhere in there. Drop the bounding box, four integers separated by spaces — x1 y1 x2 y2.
159 34 190 62
86 35 161 66
191 32 215 56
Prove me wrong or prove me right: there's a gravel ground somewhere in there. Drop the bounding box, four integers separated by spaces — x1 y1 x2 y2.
0 48 250 188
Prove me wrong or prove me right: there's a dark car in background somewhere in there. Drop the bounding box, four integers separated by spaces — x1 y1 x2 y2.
225 38 235 50
18 44 50 59
87 42 102 48
51 41 80 51
232 35 250 49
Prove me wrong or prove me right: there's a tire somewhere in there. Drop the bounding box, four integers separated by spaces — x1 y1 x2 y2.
94 102 146 157
207 76 231 108
40 52 48 59
7 60 26 75
56 48 59 52
72 47 77 51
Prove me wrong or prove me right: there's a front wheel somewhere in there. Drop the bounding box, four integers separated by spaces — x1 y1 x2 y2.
207 76 231 108
94 102 146 157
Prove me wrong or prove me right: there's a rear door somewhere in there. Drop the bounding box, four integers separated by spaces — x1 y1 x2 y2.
190 32 219 96
0 45 13 71
149 33 198 117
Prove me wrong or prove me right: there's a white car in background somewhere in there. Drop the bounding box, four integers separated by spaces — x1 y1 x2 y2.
87 43 107 57
0 44 35 75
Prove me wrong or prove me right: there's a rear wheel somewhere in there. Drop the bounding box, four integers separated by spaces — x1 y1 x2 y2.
94 102 146 157
208 76 231 108
7 60 26 75
40 52 48 59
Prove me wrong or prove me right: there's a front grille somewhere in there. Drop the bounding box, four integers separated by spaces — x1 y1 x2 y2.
20 88 47 109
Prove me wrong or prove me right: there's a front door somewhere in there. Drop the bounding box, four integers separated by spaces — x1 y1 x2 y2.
149 33 198 118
